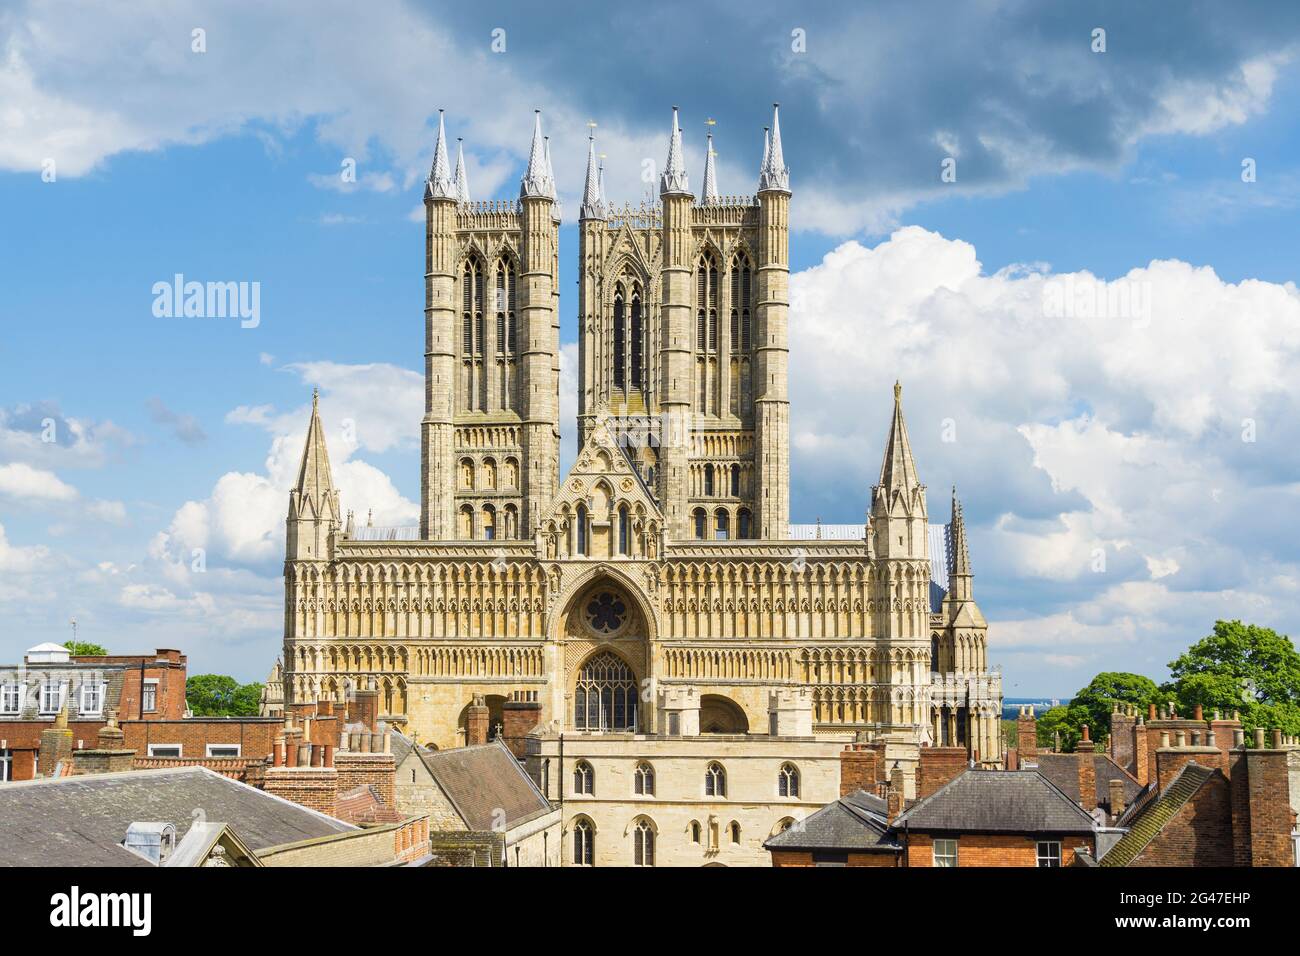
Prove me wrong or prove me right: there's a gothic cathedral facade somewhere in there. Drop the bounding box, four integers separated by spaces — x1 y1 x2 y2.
280 106 1004 763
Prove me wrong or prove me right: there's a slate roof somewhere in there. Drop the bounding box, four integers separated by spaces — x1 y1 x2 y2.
763 789 900 852
895 770 1096 834
418 738 553 831
0 766 355 867
1033 753 1143 814
1099 763 1219 867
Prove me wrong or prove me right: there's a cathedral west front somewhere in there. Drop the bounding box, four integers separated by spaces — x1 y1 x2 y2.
278 105 1004 766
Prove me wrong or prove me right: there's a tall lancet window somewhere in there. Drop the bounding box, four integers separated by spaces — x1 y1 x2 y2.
613 289 626 389
730 254 753 416
495 258 518 411
462 257 486 411
697 253 720 414
629 291 643 389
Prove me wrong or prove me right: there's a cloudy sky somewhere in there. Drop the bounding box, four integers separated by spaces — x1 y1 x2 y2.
2 0 1298 695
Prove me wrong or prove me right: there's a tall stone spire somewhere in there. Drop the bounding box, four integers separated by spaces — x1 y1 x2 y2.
759 103 790 192
701 130 719 203
949 487 972 578
877 380 920 500
287 388 340 560
581 133 604 219
660 106 691 196
453 138 470 203
597 155 607 208
520 110 550 199
426 110 456 200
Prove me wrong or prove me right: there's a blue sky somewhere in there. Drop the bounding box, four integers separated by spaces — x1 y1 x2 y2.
2 1 1299 696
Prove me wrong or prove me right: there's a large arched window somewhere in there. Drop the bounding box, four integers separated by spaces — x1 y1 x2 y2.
703 463 714 496
461 257 486 411
629 291 643 388
613 289 626 389
482 505 496 541
730 464 741 497
633 818 655 867
576 504 588 556
573 760 593 795
738 508 752 540
634 761 655 796
574 652 638 732
705 761 727 798
572 818 594 865
715 509 730 541
618 504 630 556
693 508 707 540
778 763 800 798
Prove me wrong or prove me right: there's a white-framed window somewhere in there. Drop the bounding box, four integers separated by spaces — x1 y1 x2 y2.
147 744 182 758
38 680 65 715
205 744 241 758
933 838 958 867
704 761 726 798
572 818 594 865
142 679 159 713
0 682 20 714
634 761 655 796
778 762 800 798
573 760 593 796
79 681 105 716
1036 840 1062 867
632 818 655 867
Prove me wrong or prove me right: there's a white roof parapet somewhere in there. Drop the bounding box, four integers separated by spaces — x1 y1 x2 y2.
348 525 421 542
787 523 866 541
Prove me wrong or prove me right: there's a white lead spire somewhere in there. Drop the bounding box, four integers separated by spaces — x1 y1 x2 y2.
453 138 470 203
660 106 691 196
758 103 790 193
701 129 719 203
426 110 456 200
581 133 604 219
520 110 551 199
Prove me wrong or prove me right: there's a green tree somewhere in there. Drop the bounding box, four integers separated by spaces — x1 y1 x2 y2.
64 640 108 657
1070 671 1161 742
1165 620 1300 735
232 682 264 716
186 675 262 717
1035 704 1095 752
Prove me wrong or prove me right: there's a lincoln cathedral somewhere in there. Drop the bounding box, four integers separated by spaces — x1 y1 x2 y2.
278 105 1004 766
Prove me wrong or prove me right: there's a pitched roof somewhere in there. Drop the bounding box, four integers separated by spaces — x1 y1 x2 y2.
1099 763 1219 867
418 738 552 831
0 766 355 867
1033 753 1143 813
335 784 404 825
895 770 1096 834
764 789 900 852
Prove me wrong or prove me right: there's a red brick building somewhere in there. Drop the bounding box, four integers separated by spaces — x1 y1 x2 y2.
0 643 187 781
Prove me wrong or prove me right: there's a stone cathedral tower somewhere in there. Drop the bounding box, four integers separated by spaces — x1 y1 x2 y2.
277 103 1003 772
578 106 791 541
420 110 560 541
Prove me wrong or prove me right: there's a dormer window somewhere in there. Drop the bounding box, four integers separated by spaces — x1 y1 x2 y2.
38 680 64 715
79 681 105 716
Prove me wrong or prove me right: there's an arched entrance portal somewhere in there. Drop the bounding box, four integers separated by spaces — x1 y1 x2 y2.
700 695 748 734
